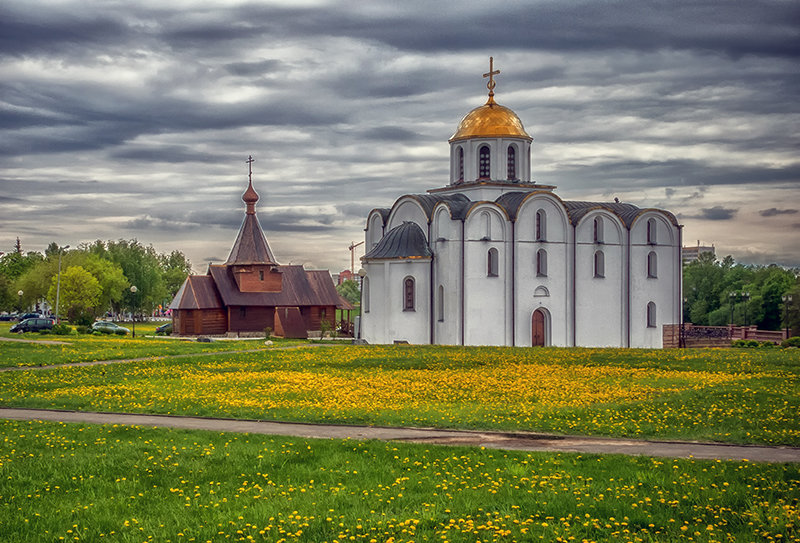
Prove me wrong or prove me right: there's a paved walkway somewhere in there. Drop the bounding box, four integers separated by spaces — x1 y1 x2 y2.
2 407 799 463
0 336 71 345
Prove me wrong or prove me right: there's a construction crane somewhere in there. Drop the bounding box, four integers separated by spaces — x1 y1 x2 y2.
348 240 364 275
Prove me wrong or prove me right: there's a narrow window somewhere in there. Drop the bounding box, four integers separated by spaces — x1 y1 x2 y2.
507 145 516 180
320 308 326 320
593 217 604 243
457 148 464 183
647 251 658 278
437 285 444 322
488 248 499 277
479 145 491 179
259 269 264 281
363 277 370 313
536 249 548 277
239 307 247 319
482 211 491 239
647 301 657 328
594 250 605 278
647 218 657 244
535 209 546 242
403 277 415 311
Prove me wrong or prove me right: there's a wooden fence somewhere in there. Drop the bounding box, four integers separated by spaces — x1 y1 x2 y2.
663 323 789 348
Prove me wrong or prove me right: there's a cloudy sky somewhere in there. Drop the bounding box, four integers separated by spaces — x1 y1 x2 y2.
2 0 798 273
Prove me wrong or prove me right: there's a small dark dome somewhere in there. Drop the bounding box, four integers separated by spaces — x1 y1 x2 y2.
363 222 432 260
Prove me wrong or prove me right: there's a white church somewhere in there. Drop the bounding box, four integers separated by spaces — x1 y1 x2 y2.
359 61 682 348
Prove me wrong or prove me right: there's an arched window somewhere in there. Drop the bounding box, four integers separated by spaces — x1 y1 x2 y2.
403 277 415 311
535 209 546 241
457 147 464 183
437 285 444 322
647 301 657 328
482 211 491 239
536 249 548 277
647 251 658 278
363 277 370 313
647 218 657 244
594 250 605 278
507 145 516 180
488 248 499 277
593 217 604 243
479 145 491 179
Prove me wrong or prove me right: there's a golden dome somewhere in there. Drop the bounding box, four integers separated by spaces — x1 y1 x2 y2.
449 96 532 142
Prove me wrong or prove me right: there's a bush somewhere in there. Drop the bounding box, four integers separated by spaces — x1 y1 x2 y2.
758 340 776 348
781 336 800 348
76 325 90 334
731 339 759 348
51 323 73 335
114 329 126 336
264 326 272 339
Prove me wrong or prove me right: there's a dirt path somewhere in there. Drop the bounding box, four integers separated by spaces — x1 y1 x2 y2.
2 407 798 463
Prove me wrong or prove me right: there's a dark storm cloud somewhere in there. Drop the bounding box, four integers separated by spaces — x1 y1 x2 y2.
680 206 738 221
359 127 420 142
225 59 284 77
759 208 798 217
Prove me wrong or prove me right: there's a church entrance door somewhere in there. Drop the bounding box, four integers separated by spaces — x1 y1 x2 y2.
532 309 546 347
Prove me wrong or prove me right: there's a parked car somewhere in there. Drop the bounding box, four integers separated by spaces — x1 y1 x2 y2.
0 313 18 321
155 322 173 335
91 321 130 335
10 318 54 333
18 312 41 321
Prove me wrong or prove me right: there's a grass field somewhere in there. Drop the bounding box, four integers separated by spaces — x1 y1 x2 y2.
1 419 797 543
1 342 798 445
0 322 304 368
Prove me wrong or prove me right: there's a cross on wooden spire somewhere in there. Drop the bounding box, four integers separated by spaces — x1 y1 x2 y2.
483 56 500 98
246 155 255 184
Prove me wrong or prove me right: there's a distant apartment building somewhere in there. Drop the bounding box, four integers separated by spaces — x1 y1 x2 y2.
682 241 715 263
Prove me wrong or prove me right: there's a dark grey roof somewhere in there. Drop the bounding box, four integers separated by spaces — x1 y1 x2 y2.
562 201 679 228
387 193 472 222
208 265 342 307
367 208 392 226
363 221 432 260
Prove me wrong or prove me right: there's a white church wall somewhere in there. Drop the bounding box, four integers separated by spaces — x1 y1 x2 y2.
366 212 385 252
361 261 386 343
463 206 509 345
515 195 570 346
432 206 462 345
574 215 626 347
387 199 429 233
629 213 679 348
382 260 431 344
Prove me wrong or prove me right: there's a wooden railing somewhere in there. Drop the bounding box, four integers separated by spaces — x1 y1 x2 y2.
663 323 789 348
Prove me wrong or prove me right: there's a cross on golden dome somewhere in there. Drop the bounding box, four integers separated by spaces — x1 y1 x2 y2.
483 57 500 100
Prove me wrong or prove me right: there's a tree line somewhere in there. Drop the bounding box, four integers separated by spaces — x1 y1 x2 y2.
0 239 192 324
683 252 799 332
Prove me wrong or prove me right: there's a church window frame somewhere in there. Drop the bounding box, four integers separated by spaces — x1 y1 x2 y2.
457 147 464 183
507 144 517 180
437 285 445 322
488 248 499 277
239 306 247 319
363 277 370 313
535 209 547 242
647 251 658 278
647 218 657 245
259 269 264 281
403 276 415 312
536 249 548 277
593 217 604 244
594 250 605 278
647 301 657 328
478 145 491 179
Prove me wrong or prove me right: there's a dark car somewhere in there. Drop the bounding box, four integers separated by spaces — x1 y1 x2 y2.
18 312 41 321
10 318 54 333
155 322 173 335
0 313 18 321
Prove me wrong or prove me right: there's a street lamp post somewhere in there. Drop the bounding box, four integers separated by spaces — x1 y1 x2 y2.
17 290 23 313
743 292 750 327
728 292 736 326
680 297 688 348
54 245 70 323
130 285 138 338
783 294 793 339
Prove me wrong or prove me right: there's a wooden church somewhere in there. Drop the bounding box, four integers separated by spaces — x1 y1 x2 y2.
169 162 346 337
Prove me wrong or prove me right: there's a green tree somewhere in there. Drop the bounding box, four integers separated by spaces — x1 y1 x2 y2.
47 266 102 323
336 279 361 306
105 240 166 315
159 250 192 302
